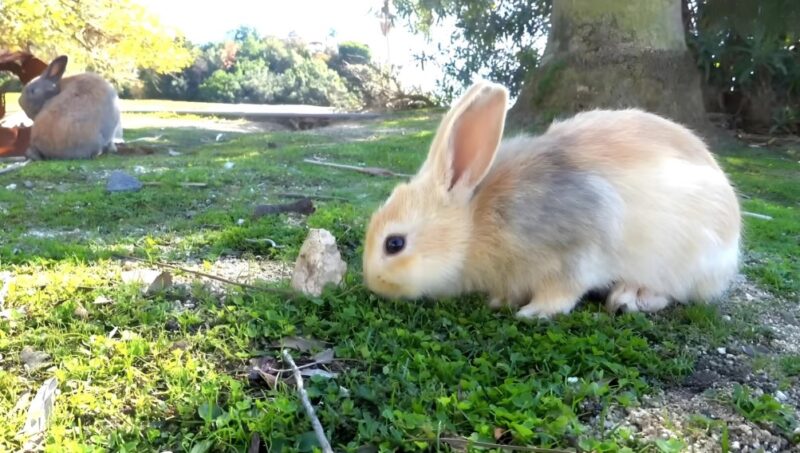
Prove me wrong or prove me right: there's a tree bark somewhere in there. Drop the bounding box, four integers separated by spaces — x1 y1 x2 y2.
508 0 709 131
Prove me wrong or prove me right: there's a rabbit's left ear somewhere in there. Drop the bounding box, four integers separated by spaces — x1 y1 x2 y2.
421 81 509 202
44 56 68 82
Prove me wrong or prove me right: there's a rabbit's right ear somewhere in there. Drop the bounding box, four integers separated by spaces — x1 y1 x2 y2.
417 80 508 203
44 56 68 82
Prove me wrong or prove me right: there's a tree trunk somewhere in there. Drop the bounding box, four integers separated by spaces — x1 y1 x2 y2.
508 0 708 131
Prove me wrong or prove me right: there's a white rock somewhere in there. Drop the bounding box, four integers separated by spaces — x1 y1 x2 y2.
775 390 788 402
717 347 727 355
121 269 173 295
223 161 235 169
731 441 740 450
567 377 579 384
5 183 17 190
291 228 347 297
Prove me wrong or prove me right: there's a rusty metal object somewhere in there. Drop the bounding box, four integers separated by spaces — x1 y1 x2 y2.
0 50 47 157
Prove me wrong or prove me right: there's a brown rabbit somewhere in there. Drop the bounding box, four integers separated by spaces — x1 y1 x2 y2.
19 55 122 160
362 81 741 319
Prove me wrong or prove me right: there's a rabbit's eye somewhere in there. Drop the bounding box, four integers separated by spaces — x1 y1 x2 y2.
384 235 406 255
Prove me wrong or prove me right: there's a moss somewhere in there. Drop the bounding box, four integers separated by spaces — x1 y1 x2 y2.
533 59 567 107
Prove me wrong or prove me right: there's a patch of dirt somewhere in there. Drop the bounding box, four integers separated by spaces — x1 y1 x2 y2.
299 120 406 142
120 114 291 133
170 256 292 293
595 274 800 452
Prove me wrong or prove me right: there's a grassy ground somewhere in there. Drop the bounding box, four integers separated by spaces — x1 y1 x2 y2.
0 110 798 452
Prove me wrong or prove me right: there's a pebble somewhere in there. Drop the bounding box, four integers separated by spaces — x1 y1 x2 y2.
717 347 727 355
775 390 788 402
224 161 235 169
5 183 17 190
106 171 142 192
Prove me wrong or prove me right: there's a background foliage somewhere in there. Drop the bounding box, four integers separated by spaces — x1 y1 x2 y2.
391 0 800 133
136 27 414 111
0 0 193 87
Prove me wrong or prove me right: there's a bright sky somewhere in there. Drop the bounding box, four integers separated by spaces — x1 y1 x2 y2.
134 0 454 91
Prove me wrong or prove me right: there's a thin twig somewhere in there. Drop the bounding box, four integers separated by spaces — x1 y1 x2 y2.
743 211 773 221
243 238 284 248
276 192 350 202
112 254 296 297
303 158 411 178
0 159 29 175
282 349 334 453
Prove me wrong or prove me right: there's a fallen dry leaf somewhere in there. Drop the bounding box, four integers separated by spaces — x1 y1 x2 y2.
73 304 89 320
20 377 58 437
20 347 51 372
310 348 334 365
92 295 113 305
274 336 327 353
299 368 339 379
121 269 173 295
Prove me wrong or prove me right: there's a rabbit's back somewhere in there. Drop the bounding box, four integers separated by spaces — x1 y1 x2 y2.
467 109 740 304
31 73 120 159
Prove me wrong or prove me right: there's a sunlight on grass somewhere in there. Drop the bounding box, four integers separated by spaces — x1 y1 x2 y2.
0 111 797 451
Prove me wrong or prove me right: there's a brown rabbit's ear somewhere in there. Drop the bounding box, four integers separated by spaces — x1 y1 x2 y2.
44 56 68 82
422 81 508 200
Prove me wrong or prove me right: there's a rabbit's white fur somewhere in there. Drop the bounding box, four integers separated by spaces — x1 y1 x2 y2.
363 81 741 319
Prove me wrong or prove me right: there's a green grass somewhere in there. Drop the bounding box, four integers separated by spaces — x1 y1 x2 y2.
717 145 800 296
0 110 797 452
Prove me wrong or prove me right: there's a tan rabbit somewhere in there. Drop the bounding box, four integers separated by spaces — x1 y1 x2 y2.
362 80 741 319
19 55 121 160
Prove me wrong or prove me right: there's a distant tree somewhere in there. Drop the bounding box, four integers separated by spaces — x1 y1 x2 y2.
0 0 193 87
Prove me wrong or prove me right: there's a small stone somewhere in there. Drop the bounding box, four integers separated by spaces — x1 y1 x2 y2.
92 295 113 305
167 149 182 156
745 293 754 301
775 390 788 402
722 315 732 322
73 304 89 320
567 376 579 384
717 347 727 355
291 228 347 297
740 345 756 356
106 171 142 193
133 165 147 174
23 181 34 189
731 441 740 450
5 183 17 190
223 161 235 169
237 218 245 225
165 319 180 332
121 269 172 295
20 346 51 372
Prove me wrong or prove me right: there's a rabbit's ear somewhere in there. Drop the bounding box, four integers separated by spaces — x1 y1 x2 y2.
44 56 68 82
422 81 508 201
